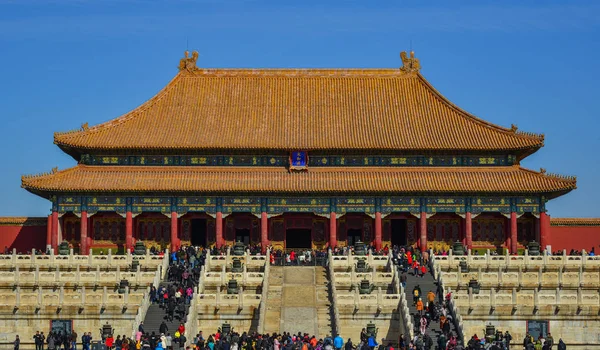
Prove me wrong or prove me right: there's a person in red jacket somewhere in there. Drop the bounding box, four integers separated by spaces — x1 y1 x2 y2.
105 335 114 349
177 323 185 335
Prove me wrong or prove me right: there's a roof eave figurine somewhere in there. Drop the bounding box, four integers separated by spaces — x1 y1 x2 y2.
179 50 199 72
400 51 421 73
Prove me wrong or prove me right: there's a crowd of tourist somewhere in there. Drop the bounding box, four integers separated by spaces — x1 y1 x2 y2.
269 249 328 266
25 242 574 350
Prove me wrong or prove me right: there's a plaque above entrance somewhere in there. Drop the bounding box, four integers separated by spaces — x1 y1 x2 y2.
290 151 308 171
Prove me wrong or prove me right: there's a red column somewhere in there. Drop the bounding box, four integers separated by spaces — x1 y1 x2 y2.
261 212 269 252
51 211 59 252
374 212 382 250
46 214 52 249
171 211 178 251
419 212 427 252
80 211 88 255
125 211 133 253
540 212 550 252
216 211 223 248
465 212 473 249
510 212 518 254
329 212 337 248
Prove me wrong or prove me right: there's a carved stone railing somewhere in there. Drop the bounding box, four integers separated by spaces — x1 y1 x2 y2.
392 265 414 340
257 248 270 334
0 248 166 268
434 249 600 270
440 266 600 290
328 252 341 336
332 271 394 287
331 253 390 270
451 286 600 312
431 252 465 343
205 250 268 271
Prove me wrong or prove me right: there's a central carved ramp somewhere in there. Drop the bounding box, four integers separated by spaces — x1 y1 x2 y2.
268 267 331 338
281 267 318 336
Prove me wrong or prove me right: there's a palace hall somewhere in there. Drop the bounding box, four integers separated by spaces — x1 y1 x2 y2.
18 51 579 254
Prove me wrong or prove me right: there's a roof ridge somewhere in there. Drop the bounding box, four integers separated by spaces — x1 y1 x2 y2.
416 73 545 144
518 166 577 183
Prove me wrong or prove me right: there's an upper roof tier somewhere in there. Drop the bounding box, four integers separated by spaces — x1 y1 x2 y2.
54 51 544 159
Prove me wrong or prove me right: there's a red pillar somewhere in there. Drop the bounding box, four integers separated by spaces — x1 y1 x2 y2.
80 211 88 255
261 212 269 252
374 212 382 251
540 212 550 252
420 211 427 252
329 212 337 248
51 211 59 252
465 212 473 249
171 211 178 251
46 214 52 249
510 212 518 254
216 211 223 248
125 211 133 253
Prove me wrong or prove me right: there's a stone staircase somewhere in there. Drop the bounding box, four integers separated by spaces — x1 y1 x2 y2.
315 266 335 338
402 266 459 348
263 266 334 338
263 266 284 334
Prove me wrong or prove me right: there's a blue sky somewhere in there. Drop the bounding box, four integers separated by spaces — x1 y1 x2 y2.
0 0 598 217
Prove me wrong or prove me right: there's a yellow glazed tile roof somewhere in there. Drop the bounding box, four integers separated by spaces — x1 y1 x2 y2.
22 165 575 198
550 218 600 226
0 217 47 226
54 68 543 155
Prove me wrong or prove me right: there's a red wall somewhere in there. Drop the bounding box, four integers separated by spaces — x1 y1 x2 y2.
550 225 600 253
0 222 46 253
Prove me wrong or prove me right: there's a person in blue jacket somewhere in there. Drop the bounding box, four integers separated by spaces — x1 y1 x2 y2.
333 335 344 350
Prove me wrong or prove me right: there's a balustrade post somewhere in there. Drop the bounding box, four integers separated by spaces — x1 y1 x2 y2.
76 265 80 284
102 286 108 307
468 287 473 309
14 265 19 285
558 266 563 287
498 266 503 287
15 286 21 308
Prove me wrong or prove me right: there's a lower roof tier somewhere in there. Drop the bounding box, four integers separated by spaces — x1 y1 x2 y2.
22 165 576 199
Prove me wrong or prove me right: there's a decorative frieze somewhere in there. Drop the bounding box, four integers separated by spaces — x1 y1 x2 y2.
268 198 329 214
177 197 216 214
131 197 171 214
426 197 466 214
82 154 517 167
380 197 421 215
221 197 261 214
336 197 376 214
54 195 542 215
